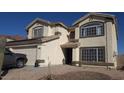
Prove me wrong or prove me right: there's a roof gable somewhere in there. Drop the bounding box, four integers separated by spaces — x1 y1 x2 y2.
26 18 68 31
73 13 116 26
26 18 51 30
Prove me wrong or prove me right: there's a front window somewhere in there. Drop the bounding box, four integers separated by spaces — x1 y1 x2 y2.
33 26 43 38
80 47 105 62
80 22 104 38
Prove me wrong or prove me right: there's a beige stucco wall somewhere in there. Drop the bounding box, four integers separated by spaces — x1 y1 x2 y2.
38 39 64 67
112 23 118 67
47 26 54 36
72 48 79 61
37 26 69 67
106 22 113 63
106 21 118 67
56 26 69 43
73 16 118 67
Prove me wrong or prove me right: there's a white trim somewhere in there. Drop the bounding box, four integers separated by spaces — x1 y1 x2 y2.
83 24 102 29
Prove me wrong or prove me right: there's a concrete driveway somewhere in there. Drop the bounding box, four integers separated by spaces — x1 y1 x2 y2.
2 65 124 80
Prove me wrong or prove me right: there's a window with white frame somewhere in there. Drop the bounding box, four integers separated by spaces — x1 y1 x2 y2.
80 22 104 37
80 47 105 62
33 26 43 38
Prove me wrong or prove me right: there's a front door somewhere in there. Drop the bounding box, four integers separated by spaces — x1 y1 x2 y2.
65 48 72 65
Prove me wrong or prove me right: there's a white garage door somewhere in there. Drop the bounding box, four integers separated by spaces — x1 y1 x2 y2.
13 46 37 66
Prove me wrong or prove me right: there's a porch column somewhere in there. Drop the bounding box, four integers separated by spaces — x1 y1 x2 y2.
72 48 79 62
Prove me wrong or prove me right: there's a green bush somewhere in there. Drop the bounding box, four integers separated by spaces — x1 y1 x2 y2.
0 38 6 76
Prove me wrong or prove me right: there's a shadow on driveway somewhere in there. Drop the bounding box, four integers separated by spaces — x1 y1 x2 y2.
0 69 9 80
1 69 9 77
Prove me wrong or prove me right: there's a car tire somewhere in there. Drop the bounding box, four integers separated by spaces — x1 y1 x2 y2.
16 59 25 68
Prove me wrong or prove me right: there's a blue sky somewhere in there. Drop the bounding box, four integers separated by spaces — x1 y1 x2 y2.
0 12 123 54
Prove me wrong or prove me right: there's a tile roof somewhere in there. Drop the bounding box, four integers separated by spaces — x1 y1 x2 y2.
61 39 80 48
0 35 24 40
6 35 60 47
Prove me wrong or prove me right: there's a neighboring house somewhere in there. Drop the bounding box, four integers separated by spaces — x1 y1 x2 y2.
0 35 24 42
6 13 118 68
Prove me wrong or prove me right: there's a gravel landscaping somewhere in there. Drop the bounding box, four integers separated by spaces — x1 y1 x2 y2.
40 71 111 80
2 65 124 80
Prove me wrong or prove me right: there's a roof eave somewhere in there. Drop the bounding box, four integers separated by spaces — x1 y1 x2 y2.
72 13 116 26
26 18 68 31
6 35 60 47
51 22 68 29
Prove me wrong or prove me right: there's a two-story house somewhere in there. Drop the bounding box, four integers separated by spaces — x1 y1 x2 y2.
6 13 118 68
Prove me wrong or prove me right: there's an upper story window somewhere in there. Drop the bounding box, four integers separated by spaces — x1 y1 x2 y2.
32 26 43 38
80 22 104 38
69 32 75 39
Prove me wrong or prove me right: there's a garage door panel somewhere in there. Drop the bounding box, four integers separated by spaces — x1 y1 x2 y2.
13 47 37 66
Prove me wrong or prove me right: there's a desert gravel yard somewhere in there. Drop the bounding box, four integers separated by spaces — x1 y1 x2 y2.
2 65 124 80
